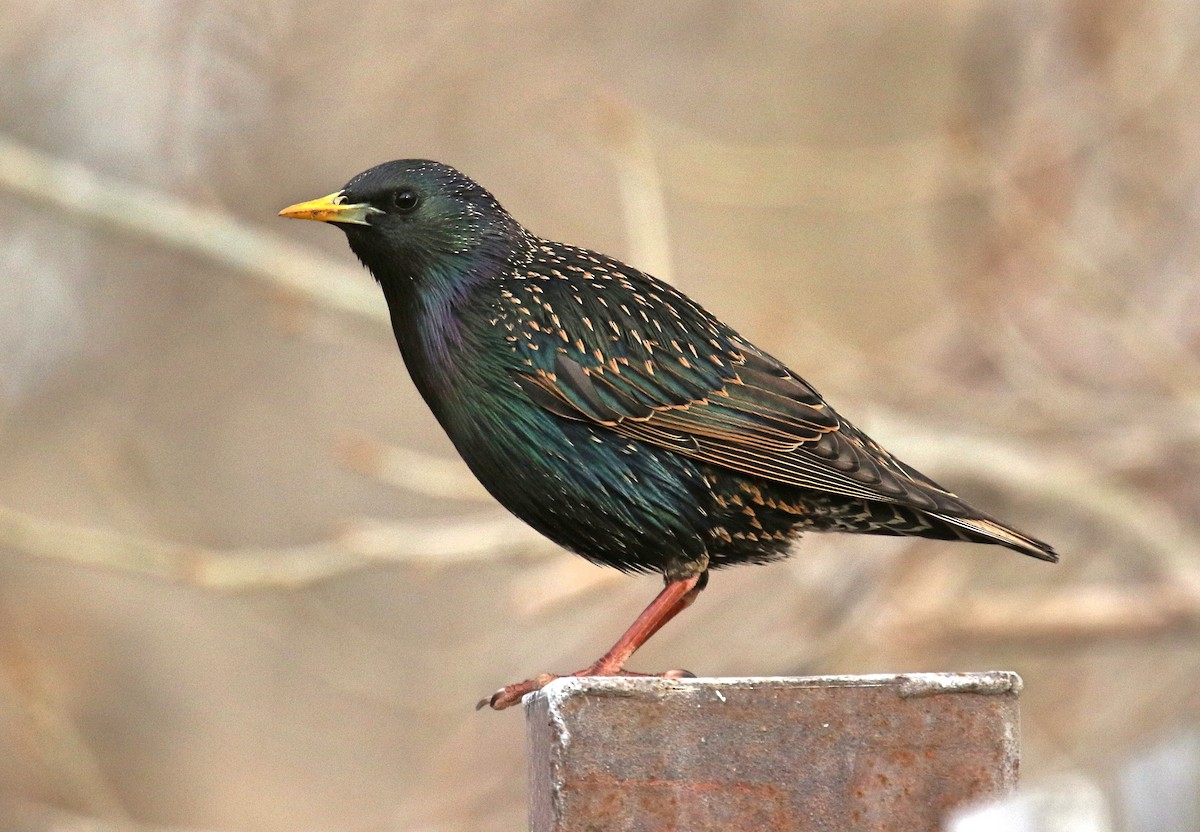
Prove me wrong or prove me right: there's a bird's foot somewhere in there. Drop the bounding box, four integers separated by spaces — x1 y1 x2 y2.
478 666 696 711
478 673 561 711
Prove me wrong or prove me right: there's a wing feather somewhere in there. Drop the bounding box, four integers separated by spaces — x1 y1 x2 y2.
501 248 976 516
516 347 975 514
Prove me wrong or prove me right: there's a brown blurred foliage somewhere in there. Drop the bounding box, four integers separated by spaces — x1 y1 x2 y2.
1 1 1198 830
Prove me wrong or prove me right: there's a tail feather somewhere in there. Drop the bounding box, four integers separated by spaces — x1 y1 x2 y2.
933 514 1058 562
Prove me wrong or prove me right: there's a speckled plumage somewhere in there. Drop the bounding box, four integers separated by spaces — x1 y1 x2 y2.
280 159 1056 708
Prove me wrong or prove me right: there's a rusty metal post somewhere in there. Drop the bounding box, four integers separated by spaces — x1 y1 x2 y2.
526 672 1021 832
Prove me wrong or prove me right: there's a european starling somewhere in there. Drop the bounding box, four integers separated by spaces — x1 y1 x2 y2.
280 160 1056 711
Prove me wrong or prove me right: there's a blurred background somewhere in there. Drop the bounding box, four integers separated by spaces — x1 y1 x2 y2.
2 1 1199 830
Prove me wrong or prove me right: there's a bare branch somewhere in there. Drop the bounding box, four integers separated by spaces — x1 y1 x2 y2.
593 93 674 283
0 504 552 591
338 434 492 502
507 556 628 617
900 583 1200 644
865 412 1200 595
0 133 389 330
340 515 557 565
0 617 132 820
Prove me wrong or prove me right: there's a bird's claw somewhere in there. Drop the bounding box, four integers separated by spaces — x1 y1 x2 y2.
477 673 562 711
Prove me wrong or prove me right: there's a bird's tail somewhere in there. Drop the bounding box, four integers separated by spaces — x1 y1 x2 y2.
933 514 1058 562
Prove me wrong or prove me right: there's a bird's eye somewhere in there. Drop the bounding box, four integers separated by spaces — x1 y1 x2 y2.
390 189 420 213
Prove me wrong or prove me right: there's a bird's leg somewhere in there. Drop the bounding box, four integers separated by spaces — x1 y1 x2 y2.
479 571 707 711
582 571 706 675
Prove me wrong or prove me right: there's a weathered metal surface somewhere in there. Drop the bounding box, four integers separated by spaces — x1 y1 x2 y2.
526 672 1021 832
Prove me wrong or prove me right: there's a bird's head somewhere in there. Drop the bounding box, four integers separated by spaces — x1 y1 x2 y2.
280 160 526 291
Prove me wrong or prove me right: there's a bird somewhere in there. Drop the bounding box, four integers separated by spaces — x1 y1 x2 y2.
279 159 1056 711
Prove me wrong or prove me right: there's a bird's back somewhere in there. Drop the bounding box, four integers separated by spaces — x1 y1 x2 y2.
441 238 1056 568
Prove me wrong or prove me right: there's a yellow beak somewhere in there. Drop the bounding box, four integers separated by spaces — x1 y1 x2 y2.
278 191 382 226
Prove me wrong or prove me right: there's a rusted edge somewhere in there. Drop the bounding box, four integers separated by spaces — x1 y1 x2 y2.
535 681 577 749
526 684 575 823
896 671 1022 699
529 672 1023 704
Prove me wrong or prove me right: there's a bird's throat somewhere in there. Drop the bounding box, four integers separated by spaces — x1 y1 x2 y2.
372 248 505 404
346 224 528 416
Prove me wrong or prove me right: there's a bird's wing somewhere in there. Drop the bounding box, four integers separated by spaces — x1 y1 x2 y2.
497 248 1054 558
514 334 974 516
